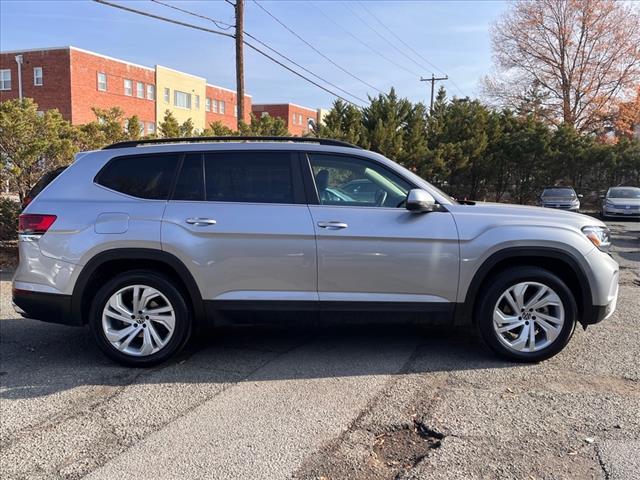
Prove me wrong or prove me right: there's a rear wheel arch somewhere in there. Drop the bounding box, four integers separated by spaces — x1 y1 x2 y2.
460 247 592 326
72 248 205 327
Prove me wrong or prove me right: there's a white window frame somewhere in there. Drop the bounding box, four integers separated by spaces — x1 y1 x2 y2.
213 99 219 113
146 84 155 100
219 100 226 114
33 67 43 86
97 72 107 91
0 69 11 90
164 87 170 103
195 94 200 110
174 90 192 109
234 105 238 117
205 97 211 112
136 81 144 99
147 122 155 134
124 79 133 96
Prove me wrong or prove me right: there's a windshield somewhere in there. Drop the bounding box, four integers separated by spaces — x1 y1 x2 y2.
608 187 640 199
542 188 575 197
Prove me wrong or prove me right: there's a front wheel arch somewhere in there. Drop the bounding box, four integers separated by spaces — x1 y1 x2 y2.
458 247 592 327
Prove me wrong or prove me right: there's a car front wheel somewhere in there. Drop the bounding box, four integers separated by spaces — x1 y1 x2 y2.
89 271 191 367
477 267 577 362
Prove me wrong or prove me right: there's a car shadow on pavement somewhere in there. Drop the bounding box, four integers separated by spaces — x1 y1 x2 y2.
0 318 515 400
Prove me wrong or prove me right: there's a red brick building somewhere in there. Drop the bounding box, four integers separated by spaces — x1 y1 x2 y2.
252 103 319 136
0 46 252 135
205 84 252 129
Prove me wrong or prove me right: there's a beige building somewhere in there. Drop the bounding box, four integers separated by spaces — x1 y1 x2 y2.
155 65 207 131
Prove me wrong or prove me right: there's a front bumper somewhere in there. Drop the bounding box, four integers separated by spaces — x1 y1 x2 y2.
580 261 619 326
541 204 580 212
602 206 640 217
12 288 79 326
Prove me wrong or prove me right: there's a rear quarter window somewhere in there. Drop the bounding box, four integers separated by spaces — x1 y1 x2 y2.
96 154 180 200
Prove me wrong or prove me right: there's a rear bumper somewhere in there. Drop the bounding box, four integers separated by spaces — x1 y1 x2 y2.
12 288 79 326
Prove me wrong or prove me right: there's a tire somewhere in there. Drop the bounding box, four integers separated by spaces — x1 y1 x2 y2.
89 270 192 367
477 266 577 363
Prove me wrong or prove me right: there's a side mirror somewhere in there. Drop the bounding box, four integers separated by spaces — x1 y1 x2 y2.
406 189 436 213
578 194 584 198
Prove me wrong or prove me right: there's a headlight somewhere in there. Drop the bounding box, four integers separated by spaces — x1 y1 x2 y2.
582 226 611 251
605 200 615 207
571 198 580 205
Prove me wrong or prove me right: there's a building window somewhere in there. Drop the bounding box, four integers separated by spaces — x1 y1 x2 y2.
33 67 43 86
234 105 238 117
164 87 170 103
124 79 133 96
97 72 107 91
213 99 219 113
147 122 155 135
0 69 11 90
205 97 211 112
174 90 192 109
195 95 200 110
261 112 269 118
219 100 226 114
136 81 144 99
147 84 155 100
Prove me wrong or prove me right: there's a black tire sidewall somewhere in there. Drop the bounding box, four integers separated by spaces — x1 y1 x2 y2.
89 271 191 367
477 267 577 362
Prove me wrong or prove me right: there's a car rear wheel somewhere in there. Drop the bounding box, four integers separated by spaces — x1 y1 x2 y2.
89 271 191 367
477 267 577 362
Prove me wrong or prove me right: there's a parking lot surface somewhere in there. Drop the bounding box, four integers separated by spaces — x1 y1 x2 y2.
0 219 638 480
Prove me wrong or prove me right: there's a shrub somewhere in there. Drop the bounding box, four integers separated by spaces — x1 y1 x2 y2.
0 199 20 241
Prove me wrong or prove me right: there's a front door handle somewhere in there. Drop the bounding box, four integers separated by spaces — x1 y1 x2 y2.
186 218 217 226
317 221 348 229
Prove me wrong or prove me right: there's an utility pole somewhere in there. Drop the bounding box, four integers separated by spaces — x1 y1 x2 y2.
234 0 245 130
420 74 448 114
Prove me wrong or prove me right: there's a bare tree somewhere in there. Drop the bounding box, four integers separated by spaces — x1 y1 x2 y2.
484 0 640 133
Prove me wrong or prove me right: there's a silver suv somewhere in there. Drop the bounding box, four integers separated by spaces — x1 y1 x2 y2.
12 137 619 366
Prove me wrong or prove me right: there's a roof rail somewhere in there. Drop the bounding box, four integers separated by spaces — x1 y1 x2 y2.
103 136 362 150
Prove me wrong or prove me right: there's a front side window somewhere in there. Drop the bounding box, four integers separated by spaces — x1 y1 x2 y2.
97 72 107 91
96 154 179 200
164 87 170 103
309 154 411 208
124 79 133 96
204 151 293 204
33 67 43 86
0 69 11 90
136 81 144 98
147 84 155 100
174 90 191 109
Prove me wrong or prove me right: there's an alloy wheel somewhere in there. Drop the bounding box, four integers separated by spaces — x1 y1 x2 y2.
492 281 565 353
101 284 176 357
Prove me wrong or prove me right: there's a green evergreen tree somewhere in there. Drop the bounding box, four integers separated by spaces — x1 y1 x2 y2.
158 110 180 138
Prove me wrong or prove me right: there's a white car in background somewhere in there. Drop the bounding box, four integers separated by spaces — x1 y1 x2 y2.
601 186 640 219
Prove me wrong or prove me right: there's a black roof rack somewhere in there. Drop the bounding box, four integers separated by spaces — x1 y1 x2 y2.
103 136 361 150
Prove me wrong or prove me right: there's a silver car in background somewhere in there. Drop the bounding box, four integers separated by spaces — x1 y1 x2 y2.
601 186 640 219
539 186 582 212
12 137 619 367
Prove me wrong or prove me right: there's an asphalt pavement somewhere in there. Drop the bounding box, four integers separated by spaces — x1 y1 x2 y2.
0 218 638 480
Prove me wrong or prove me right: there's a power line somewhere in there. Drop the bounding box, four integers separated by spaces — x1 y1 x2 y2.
251 0 384 95
150 0 367 104
150 0 233 30
93 0 360 106
354 0 467 98
308 0 419 78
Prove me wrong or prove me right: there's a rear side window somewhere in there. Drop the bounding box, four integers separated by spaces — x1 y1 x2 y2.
173 153 204 201
96 154 179 199
204 152 294 204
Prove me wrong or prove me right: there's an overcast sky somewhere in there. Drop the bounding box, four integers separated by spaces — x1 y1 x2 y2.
0 0 507 108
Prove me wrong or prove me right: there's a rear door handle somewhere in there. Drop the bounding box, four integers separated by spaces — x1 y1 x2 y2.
186 218 217 226
317 221 348 229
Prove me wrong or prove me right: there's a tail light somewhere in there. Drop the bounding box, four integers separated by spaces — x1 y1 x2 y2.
18 214 57 235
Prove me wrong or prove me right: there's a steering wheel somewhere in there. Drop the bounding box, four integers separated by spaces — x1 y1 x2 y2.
375 189 388 207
